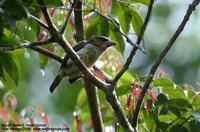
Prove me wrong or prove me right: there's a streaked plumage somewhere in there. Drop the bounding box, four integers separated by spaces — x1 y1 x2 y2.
49 36 116 93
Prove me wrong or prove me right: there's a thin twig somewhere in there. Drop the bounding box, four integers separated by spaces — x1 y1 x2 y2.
60 1 77 34
112 0 154 89
0 39 52 51
81 1 146 53
30 15 50 31
132 0 200 128
0 40 62 63
23 3 93 12
22 38 53 47
29 46 62 63
37 0 56 31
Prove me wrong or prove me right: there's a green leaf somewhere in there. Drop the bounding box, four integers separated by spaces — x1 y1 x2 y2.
192 96 200 109
156 94 168 106
187 89 196 101
168 106 181 117
157 121 169 131
115 85 132 96
17 20 37 41
191 111 200 121
0 37 19 45
119 71 135 84
163 85 186 99
142 107 155 131
76 88 87 107
1 11 16 31
85 17 99 39
2 0 30 19
0 53 19 86
130 0 150 5
44 0 64 7
97 17 110 37
111 1 120 17
159 105 168 115
131 8 144 36
166 98 192 109
28 18 40 37
152 77 174 88
0 63 5 80
0 16 3 37
189 120 200 132
39 54 48 69
109 23 125 55
118 4 132 34
169 124 188 132
86 16 110 39
159 114 177 123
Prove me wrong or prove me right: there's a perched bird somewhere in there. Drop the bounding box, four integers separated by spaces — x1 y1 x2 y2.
49 36 117 93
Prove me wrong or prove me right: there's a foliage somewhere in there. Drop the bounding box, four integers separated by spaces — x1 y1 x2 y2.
0 0 200 131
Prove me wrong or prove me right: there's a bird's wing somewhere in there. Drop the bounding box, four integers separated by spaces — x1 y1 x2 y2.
60 40 88 68
72 40 87 51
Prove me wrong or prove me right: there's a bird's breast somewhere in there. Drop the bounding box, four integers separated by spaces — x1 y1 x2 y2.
77 44 104 67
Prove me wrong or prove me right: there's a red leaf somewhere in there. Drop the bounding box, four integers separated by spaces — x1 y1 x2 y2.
75 116 82 132
148 90 157 104
93 70 105 81
128 103 135 114
3 93 17 111
126 94 133 107
50 8 56 17
136 88 141 103
145 103 150 116
0 107 9 123
69 18 74 26
132 82 137 96
10 95 17 111
38 30 47 41
108 0 112 7
37 106 49 127
88 118 93 126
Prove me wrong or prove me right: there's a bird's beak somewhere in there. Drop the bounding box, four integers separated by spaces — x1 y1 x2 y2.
105 40 117 47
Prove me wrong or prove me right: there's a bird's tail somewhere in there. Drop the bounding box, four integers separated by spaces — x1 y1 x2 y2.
50 75 63 93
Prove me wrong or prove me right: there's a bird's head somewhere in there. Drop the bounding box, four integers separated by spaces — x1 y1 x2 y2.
89 36 117 50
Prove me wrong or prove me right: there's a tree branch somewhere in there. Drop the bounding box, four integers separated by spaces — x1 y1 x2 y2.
0 40 62 63
132 0 200 128
106 91 135 132
81 1 146 53
37 0 57 32
74 0 85 41
60 1 77 34
30 15 50 31
83 79 104 131
73 1 104 130
29 46 62 63
112 0 155 89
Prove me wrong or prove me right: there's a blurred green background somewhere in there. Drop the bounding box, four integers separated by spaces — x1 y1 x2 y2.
1 0 200 130
130 0 200 87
